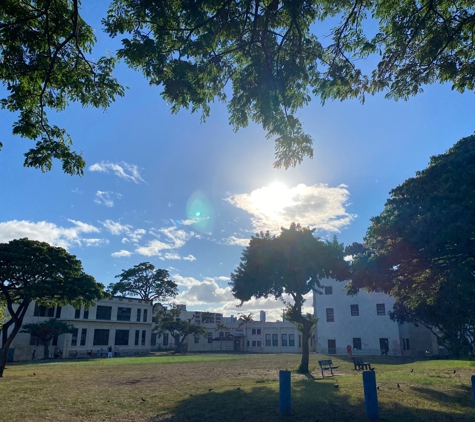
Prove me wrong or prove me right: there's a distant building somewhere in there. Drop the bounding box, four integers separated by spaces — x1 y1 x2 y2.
314 279 438 357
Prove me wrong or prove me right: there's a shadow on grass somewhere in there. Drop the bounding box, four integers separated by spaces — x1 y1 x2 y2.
148 377 475 422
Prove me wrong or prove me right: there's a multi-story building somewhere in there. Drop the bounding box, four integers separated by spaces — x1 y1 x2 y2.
4 297 153 361
314 279 438 357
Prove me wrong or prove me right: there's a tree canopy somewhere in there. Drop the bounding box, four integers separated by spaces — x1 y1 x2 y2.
0 238 104 377
154 304 206 353
230 223 348 373
109 262 178 303
20 318 75 359
348 134 475 356
3 1 475 173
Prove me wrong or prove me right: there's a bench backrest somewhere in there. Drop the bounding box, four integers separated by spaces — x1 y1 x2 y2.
318 359 333 367
353 357 363 363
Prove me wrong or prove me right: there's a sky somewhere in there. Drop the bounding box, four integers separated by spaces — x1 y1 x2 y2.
1 3 475 321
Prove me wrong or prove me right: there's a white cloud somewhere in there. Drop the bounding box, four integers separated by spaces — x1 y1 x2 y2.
162 252 182 260
217 276 230 281
171 274 202 288
83 238 109 247
89 161 145 184
111 250 133 258
0 219 101 249
101 220 132 236
226 182 355 234
136 226 193 257
128 229 146 243
183 254 196 261
94 191 122 207
178 280 234 304
223 236 250 247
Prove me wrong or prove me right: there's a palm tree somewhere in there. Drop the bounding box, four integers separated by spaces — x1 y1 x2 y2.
238 313 254 352
215 321 229 351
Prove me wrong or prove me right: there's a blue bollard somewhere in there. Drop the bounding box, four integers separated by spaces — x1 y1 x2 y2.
279 370 291 415
362 370 379 421
472 375 475 408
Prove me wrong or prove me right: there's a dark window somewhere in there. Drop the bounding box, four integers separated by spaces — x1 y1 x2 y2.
257 329 261 335
136 309 141 322
47 307 54 317
251 329 256 335
328 339 337 354
403 338 410 351
282 334 288 346
265 334 271 346
353 338 362 350
117 307 131 321
163 333 169 346
252 340 256 346
151 333 157 346
219 332 224 338
93 329 109 346
376 304 386 316
289 334 295 347
80 328 87 346
71 328 78 347
33 303 43 316
55 307 62 318
257 341 261 347
135 330 140 346
351 304 359 316
29 335 39 346
141 330 146 346
52 333 59 346
194 335 200 343
115 330 129 346
96 306 112 320
272 334 278 346
143 309 148 322
247 341 249 346
74 308 81 319
208 333 213 343
324 286 333 295
326 308 335 322
83 309 89 319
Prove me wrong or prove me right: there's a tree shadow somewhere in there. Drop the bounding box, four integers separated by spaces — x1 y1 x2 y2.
147 376 475 422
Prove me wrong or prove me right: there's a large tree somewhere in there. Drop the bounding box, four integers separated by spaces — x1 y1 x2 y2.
348 134 475 356
109 262 178 303
0 0 124 175
0 238 104 377
230 223 348 373
154 304 207 353
20 318 75 360
4 2 475 173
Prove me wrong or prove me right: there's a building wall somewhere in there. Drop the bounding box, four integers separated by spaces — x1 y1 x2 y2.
5 297 153 362
314 279 401 356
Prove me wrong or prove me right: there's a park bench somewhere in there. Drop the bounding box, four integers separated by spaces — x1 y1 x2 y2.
352 356 372 370
318 359 339 377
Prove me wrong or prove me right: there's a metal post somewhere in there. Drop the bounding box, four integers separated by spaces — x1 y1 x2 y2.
279 370 291 415
471 375 475 408
362 370 379 421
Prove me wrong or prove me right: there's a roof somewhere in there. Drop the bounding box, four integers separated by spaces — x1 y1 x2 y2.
229 332 245 337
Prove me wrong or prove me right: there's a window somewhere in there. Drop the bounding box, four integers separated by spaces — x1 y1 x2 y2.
282 334 288 346
96 306 112 320
151 333 157 347
143 309 148 322
219 332 224 338
272 334 278 346
115 330 129 346
252 341 256 347
247 341 250 347
55 307 62 318
265 334 271 346
141 330 146 346
328 339 337 354
71 329 78 347
34 303 55 317
136 309 142 322
194 335 200 343
163 333 169 346
351 304 359 316
251 329 256 335
93 329 109 346
117 307 131 321
29 335 39 346
289 334 295 347
83 309 89 319
376 304 386 316
324 286 333 295
52 333 59 346
353 338 362 350
402 338 410 351
326 308 335 322
74 308 81 319
135 330 140 346
208 333 213 343
257 329 261 335
257 341 262 347
80 328 87 346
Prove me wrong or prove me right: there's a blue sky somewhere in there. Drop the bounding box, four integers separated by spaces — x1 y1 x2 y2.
1 3 475 321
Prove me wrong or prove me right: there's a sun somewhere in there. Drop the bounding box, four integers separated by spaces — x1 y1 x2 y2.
250 182 293 217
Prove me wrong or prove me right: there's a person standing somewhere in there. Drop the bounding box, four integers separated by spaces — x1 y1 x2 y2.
347 344 352 357
107 346 113 358
32 349 36 360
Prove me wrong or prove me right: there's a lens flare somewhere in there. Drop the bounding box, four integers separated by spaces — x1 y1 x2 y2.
186 191 214 233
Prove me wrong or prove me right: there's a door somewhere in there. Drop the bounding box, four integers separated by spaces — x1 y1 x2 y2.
379 338 389 355
234 339 241 351
328 339 336 354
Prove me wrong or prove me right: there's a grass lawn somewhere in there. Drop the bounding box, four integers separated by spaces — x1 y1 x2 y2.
0 353 474 421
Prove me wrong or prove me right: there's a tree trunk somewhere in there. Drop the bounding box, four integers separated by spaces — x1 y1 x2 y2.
300 326 311 373
43 341 50 359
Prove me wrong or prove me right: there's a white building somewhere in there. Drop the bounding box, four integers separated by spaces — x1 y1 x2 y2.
314 279 438 357
4 297 153 361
